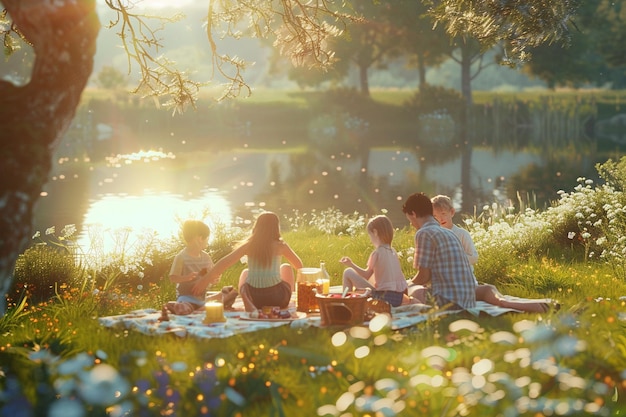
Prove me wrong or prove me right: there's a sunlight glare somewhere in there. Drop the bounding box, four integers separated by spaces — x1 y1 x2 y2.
77 191 232 254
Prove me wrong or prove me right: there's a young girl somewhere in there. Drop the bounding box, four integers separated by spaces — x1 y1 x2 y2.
340 215 409 307
192 212 303 312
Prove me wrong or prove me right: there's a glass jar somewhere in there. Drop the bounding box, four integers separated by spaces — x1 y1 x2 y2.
296 267 322 313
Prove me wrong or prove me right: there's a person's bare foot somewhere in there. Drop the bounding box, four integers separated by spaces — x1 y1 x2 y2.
166 301 196 315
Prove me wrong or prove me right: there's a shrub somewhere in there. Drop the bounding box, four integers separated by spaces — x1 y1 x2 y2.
404 84 466 121
11 244 82 305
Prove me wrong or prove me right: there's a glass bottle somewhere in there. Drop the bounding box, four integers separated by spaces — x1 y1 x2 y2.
318 261 330 294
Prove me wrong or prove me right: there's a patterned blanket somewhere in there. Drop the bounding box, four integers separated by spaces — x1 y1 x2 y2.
98 290 553 339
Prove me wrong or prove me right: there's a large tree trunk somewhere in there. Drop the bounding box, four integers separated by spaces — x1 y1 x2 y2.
0 0 99 315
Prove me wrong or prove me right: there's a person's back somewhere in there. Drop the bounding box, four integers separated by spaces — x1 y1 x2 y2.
416 218 476 309
403 192 476 310
245 241 283 288
192 211 303 312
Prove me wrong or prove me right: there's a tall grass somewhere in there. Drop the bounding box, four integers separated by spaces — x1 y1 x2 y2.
3 162 626 415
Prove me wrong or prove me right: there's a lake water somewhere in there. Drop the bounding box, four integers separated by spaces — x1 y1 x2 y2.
34 145 586 255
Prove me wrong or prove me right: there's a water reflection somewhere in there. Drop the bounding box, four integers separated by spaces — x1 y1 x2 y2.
33 145 597 257
76 191 232 253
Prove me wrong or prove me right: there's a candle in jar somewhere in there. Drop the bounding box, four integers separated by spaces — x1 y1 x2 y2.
204 301 226 324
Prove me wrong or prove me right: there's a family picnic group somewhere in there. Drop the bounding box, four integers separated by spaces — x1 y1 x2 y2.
164 192 553 317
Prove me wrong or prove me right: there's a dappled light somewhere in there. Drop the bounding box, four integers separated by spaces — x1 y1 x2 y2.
3 0 626 416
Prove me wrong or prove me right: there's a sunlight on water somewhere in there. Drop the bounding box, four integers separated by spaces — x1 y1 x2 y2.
77 190 232 253
71 150 234 254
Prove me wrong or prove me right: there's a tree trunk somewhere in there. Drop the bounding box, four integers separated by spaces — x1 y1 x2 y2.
459 42 474 214
417 52 426 88
359 64 370 96
0 0 99 316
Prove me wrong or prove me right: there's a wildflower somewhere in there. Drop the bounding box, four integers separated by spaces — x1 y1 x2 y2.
48 398 85 417
78 364 130 406
61 224 77 238
46 226 56 235
58 353 93 375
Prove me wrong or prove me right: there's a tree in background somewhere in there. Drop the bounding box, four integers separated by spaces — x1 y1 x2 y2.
429 0 581 67
391 0 452 88
94 65 128 90
286 0 404 96
522 0 624 89
286 0 453 94
0 0 583 315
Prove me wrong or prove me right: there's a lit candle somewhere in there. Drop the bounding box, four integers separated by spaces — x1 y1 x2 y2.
203 301 226 324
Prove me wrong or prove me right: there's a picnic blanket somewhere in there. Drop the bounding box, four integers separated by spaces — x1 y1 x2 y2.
98 288 553 339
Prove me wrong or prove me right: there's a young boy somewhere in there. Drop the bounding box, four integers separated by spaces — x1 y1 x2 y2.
165 220 214 315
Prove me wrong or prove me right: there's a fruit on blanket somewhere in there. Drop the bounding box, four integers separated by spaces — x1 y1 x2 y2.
278 310 292 319
251 308 295 319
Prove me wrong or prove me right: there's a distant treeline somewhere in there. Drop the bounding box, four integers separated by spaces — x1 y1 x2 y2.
66 89 626 159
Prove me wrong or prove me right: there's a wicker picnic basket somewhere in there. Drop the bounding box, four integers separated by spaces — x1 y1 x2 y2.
316 292 368 326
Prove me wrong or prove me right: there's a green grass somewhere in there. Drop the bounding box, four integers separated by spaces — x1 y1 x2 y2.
8 168 626 415
3 209 626 415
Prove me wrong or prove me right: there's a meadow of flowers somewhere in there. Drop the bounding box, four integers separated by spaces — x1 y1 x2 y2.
2 159 626 416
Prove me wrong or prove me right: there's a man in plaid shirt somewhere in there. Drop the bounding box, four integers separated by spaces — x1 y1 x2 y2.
402 192 476 310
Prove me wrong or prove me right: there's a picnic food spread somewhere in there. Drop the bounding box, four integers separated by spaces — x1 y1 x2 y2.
249 306 295 319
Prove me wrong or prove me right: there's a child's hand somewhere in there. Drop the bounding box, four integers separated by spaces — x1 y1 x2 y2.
339 256 352 266
192 279 207 297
